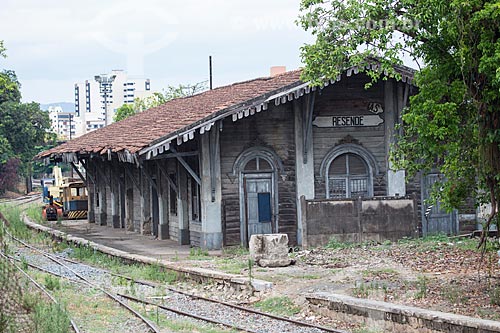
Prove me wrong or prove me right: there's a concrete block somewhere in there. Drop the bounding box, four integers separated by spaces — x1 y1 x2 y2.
249 234 293 267
179 229 190 245
112 215 120 228
200 232 222 250
158 224 169 240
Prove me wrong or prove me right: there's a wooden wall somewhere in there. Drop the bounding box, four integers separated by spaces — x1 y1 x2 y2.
312 74 387 199
220 102 297 246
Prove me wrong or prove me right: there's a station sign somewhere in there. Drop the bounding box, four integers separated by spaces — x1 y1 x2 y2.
312 114 384 128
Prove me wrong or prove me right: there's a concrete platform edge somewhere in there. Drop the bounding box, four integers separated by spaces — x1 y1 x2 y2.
22 216 272 292
307 292 500 333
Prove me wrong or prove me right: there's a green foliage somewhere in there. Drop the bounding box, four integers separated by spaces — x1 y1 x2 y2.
0 204 30 240
113 81 208 122
325 238 356 249
415 275 429 299
32 302 71 333
0 45 54 186
253 296 301 317
490 285 500 305
298 0 500 234
189 247 210 259
44 275 61 291
113 104 136 122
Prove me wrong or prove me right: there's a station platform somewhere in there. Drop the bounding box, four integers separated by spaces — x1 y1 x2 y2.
52 219 223 260
22 216 272 292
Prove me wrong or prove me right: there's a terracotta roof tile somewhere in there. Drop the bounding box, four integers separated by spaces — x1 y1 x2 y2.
38 69 303 160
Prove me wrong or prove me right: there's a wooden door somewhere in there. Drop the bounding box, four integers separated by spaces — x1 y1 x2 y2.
422 174 458 235
245 174 273 242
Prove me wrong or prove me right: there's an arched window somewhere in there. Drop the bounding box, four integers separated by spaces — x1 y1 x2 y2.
243 156 273 172
328 153 369 198
320 144 378 199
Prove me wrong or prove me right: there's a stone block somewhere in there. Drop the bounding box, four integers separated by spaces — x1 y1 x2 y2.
249 234 293 267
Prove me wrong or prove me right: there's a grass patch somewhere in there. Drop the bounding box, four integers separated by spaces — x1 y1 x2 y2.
25 204 44 224
253 296 300 317
32 302 71 333
216 257 247 274
222 245 249 256
0 204 31 240
441 283 469 304
415 275 429 299
188 247 211 260
325 238 356 250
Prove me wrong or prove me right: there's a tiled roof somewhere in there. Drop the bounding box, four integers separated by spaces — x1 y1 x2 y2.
38 63 416 163
38 69 303 162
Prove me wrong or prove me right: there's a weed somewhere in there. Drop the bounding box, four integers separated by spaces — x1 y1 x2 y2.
189 247 210 259
21 256 28 270
490 285 500 306
222 245 249 256
22 293 39 311
325 238 355 250
216 257 247 274
25 204 44 224
353 282 370 298
44 275 61 291
141 262 178 284
253 296 301 317
415 275 428 299
248 258 254 282
441 283 468 304
32 302 71 333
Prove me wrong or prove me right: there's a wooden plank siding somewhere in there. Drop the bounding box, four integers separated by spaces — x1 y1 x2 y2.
220 102 297 246
312 75 387 199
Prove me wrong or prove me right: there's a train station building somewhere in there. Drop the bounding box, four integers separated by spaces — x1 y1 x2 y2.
39 65 472 250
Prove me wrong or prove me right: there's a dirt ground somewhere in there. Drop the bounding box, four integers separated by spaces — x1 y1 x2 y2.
188 237 500 329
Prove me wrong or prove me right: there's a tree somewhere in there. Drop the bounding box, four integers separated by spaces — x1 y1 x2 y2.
113 104 135 122
298 0 500 245
0 41 54 193
113 81 208 122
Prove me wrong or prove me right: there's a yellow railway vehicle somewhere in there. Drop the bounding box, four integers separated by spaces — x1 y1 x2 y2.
61 181 88 219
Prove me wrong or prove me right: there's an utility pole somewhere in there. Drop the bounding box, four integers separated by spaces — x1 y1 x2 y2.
209 56 213 90
94 74 116 127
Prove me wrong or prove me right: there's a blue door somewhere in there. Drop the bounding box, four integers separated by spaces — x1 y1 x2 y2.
244 174 273 242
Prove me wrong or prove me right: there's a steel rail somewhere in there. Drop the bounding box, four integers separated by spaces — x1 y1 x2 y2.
9 213 347 333
117 292 258 333
0 251 81 333
7 252 257 333
45 250 347 333
4 229 161 333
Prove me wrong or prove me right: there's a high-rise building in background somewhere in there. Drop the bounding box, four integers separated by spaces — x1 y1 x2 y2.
48 106 76 140
74 70 152 137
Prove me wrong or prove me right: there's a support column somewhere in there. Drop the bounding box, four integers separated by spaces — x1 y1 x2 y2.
385 80 406 196
104 164 112 227
140 165 152 235
110 164 120 228
156 160 170 240
86 159 96 223
294 98 315 247
178 162 190 245
199 125 222 250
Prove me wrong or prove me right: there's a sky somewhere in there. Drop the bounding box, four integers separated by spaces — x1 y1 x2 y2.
0 0 313 105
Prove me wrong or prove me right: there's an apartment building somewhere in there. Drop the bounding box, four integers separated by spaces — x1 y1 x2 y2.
74 70 152 136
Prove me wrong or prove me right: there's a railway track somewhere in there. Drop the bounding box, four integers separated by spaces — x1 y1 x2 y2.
0 192 42 206
2 220 347 333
